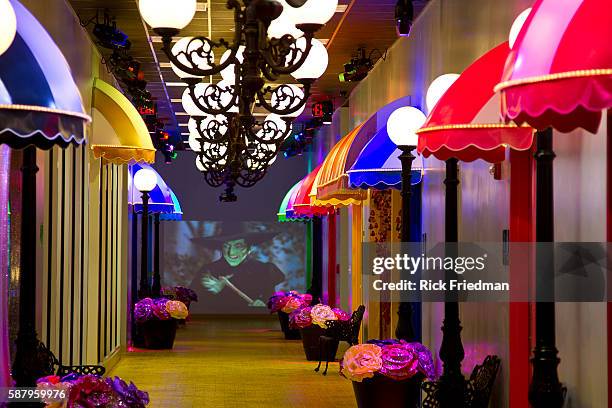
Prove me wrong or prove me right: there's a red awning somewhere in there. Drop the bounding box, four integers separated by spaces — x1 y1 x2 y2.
495 0 612 133
417 42 534 163
292 164 330 218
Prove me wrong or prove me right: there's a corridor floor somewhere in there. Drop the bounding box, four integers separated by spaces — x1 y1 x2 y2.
109 316 356 408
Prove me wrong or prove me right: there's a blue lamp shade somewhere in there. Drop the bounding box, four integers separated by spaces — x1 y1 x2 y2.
128 163 175 214
0 0 89 149
347 126 423 190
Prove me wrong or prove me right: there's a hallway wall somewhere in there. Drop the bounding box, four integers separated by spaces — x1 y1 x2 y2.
319 0 607 407
4 0 130 369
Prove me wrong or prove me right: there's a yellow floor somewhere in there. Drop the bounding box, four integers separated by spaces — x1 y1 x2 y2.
109 316 356 408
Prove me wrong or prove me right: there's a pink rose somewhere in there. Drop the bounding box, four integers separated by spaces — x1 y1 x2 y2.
379 343 420 380
281 296 304 313
290 307 312 329
340 344 383 382
332 308 351 321
310 304 337 328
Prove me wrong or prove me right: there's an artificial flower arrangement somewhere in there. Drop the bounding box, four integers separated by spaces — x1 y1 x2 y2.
340 339 435 408
37 373 149 408
161 286 198 306
134 297 189 349
266 290 313 314
134 297 189 323
267 291 313 340
289 304 352 361
289 304 351 329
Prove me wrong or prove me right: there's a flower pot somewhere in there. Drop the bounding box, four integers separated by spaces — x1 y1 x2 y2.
351 375 422 408
299 326 339 361
140 319 178 349
278 311 301 340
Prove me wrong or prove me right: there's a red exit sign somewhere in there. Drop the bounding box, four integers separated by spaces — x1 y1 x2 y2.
312 101 333 118
139 106 156 115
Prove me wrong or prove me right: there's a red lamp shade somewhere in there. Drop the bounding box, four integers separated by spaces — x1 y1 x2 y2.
292 164 330 218
496 0 612 133
417 42 534 163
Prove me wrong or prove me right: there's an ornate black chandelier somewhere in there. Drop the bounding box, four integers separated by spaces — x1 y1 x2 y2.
138 0 336 201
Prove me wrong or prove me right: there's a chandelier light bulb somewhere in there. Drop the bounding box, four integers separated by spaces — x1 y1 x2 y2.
290 38 328 80
263 114 291 140
217 80 239 113
138 0 197 30
171 37 213 79
182 86 207 116
386 106 427 147
133 168 158 192
508 8 532 49
195 155 207 171
426 73 459 113
268 2 303 39
0 0 17 57
271 85 305 117
220 46 245 84
290 0 338 25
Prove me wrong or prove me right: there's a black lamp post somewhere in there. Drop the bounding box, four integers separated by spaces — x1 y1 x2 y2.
133 168 157 299
437 157 467 407
151 213 162 297
386 106 427 342
529 128 565 407
11 146 46 386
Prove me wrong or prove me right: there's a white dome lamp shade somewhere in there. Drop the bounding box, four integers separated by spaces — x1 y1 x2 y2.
271 85 305 117
220 46 245 84
290 38 328 80
426 73 460 113
0 0 16 57
181 86 208 116
171 37 214 79
138 0 197 32
217 80 239 113
290 0 338 26
268 1 303 39
387 106 427 147
509 8 532 49
133 168 158 192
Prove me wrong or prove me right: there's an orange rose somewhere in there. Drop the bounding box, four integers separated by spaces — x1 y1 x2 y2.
341 344 383 382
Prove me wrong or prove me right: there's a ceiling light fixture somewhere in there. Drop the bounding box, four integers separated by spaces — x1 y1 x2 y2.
138 0 336 201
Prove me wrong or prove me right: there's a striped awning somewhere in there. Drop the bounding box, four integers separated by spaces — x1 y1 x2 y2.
128 163 175 214
311 124 368 207
293 165 330 218
495 0 612 133
91 79 156 164
278 181 305 222
417 42 534 163
0 0 90 149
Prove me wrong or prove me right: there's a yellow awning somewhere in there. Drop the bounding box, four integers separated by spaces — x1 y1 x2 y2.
310 124 367 207
90 78 156 164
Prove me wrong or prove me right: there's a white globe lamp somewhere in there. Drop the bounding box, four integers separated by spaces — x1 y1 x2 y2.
138 0 197 30
387 106 426 147
171 37 213 79
0 0 16 57
220 46 245 84
290 38 328 80
271 85 305 117
133 168 158 192
426 74 459 113
182 86 207 116
290 0 338 25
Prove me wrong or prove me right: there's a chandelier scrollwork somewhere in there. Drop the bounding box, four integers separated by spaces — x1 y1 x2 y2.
139 0 337 201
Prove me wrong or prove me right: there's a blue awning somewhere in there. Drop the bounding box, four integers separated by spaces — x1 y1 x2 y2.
348 126 423 190
128 163 175 214
0 0 89 149
160 190 183 221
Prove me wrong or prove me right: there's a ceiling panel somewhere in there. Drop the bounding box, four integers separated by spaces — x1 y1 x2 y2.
67 0 429 147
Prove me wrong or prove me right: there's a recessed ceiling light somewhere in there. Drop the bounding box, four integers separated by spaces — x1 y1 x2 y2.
319 39 329 45
151 36 182 43
196 2 208 12
160 62 172 68
175 112 189 116
166 82 187 87
170 99 182 103
181 133 190 136
179 123 189 127
336 4 348 12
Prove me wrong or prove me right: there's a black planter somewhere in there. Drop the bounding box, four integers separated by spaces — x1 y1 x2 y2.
278 312 301 340
140 319 178 349
299 326 339 361
352 375 422 408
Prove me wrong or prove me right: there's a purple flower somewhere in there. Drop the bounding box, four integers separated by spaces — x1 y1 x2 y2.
67 375 116 407
379 343 420 381
107 377 150 408
267 292 289 313
134 298 154 323
289 306 312 329
152 298 171 320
